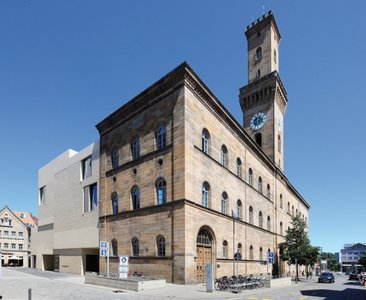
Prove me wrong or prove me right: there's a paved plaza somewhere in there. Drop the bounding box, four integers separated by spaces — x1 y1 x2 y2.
0 268 366 300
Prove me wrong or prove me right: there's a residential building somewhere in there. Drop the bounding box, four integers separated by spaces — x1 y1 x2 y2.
340 243 366 273
96 11 310 283
0 206 36 267
31 142 100 274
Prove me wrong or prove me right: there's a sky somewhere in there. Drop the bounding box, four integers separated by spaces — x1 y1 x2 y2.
1 0 365 254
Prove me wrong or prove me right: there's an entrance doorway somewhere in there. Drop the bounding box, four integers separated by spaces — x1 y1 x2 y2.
196 229 213 283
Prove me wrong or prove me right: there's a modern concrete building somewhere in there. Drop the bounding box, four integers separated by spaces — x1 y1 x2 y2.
31 142 100 274
96 11 310 283
340 243 366 273
0 206 36 267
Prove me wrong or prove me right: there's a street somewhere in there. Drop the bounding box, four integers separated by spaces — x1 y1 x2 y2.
0 268 365 300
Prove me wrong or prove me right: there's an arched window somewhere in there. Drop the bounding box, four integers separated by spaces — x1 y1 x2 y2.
287 202 290 213
202 182 210 208
296 209 298 216
236 200 242 219
221 192 228 214
220 145 228 167
280 222 283 235
202 129 210 154
248 168 253 186
278 134 281 153
267 184 271 199
111 149 119 169
258 176 263 193
237 243 242 255
267 216 271 231
132 238 139 257
157 125 167 150
249 206 254 224
259 247 263 260
112 238 118 256
132 186 140 210
132 138 140 160
157 235 165 257
111 192 118 215
292 205 294 216
256 47 262 61
249 245 254 260
222 240 228 258
280 194 283 209
197 230 211 245
156 179 167 205
255 133 262 147
259 211 263 228
236 158 242 178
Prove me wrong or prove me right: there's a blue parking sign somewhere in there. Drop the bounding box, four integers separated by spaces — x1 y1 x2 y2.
267 252 275 264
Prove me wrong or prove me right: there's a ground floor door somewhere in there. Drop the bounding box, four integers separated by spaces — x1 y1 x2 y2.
196 246 212 283
85 255 99 273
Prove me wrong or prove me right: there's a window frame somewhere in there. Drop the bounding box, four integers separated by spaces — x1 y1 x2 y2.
157 125 167 150
157 235 166 257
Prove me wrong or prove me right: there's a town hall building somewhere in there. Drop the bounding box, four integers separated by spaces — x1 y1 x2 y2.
96 11 310 284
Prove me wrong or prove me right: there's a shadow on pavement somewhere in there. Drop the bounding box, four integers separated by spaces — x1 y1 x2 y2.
301 288 366 300
343 281 362 286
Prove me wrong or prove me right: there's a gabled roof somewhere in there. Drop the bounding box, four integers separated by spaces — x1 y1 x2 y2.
14 211 38 227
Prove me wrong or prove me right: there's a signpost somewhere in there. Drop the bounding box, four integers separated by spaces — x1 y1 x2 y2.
267 251 275 275
119 256 129 279
100 241 109 276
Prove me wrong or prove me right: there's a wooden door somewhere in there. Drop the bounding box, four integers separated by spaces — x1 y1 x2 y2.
196 246 212 283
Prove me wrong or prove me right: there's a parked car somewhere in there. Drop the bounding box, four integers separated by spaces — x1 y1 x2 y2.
349 272 359 280
318 272 335 283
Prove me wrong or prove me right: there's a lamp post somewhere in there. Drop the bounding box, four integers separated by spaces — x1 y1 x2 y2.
232 210 240 276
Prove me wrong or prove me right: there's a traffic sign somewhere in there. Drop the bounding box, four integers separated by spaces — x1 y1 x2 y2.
267 251 275 264
100 241 109 257
119 256 129 278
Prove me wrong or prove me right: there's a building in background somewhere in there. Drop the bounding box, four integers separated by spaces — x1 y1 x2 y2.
340 243 366 273
96 11 310 283
0 206 37 267
31 142 100 275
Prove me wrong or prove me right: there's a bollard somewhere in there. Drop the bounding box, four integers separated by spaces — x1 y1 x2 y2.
28 288 32 300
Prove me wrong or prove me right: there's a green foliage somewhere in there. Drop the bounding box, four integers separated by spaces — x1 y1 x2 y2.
280 215 310 265
359 253 366 268
321 252 339 271
280 215 320 280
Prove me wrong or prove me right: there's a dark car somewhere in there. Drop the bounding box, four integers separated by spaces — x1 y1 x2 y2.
349 272 359 280
318 272 335 283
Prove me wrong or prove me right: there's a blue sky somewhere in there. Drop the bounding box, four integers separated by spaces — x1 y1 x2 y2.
1 0 365 253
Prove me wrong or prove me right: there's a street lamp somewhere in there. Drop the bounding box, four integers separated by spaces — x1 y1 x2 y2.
232 210 240 276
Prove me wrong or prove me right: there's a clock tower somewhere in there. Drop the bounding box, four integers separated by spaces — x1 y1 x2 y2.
239 11 287 170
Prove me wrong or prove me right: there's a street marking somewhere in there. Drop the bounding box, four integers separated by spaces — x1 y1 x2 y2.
262 298 273 300
246 297 258 300
299 297 308 300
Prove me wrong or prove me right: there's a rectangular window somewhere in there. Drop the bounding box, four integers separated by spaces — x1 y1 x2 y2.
18 232 23 239
39 186 46 204
84 183 98 212
4 231 8 237
82 156 92 180
11 243 16 250
11 231 16 238
19 244 23 250
4 243 8 249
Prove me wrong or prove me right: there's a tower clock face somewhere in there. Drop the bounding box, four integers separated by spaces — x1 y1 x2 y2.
250 112 267 130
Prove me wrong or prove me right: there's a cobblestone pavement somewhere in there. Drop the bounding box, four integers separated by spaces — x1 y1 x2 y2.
0 268 366 300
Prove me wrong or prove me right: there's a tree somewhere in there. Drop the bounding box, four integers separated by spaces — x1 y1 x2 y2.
359 253 366 269
280 215 312 282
